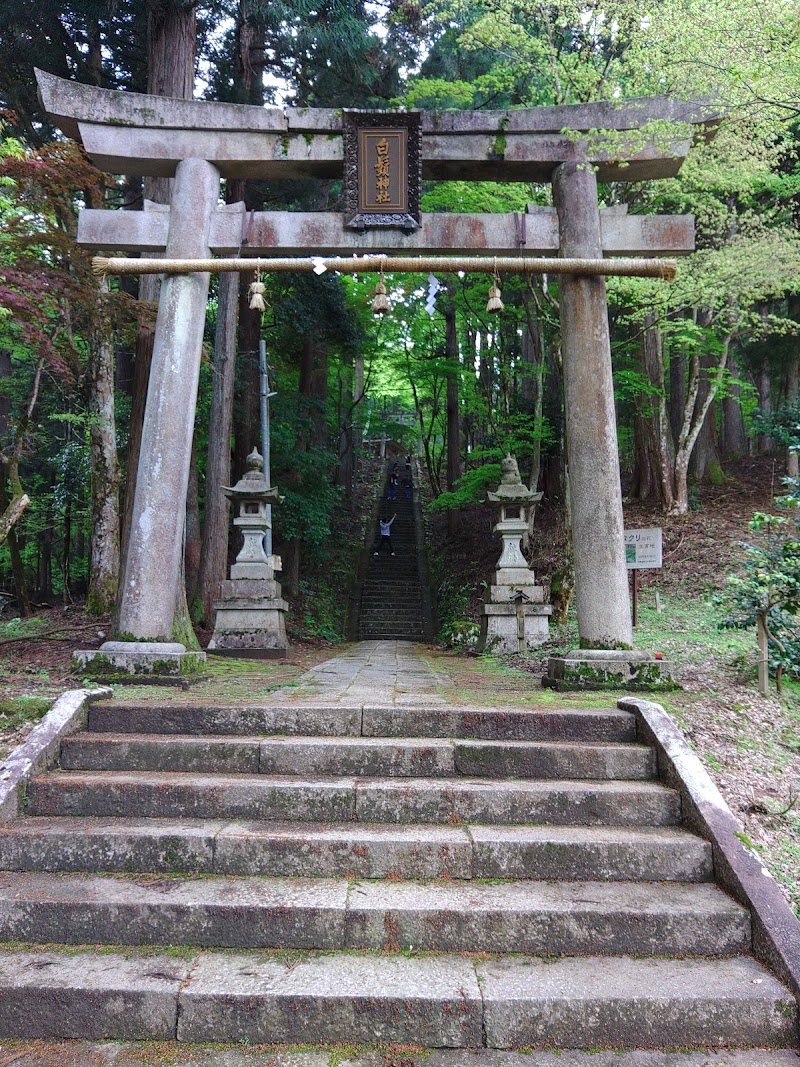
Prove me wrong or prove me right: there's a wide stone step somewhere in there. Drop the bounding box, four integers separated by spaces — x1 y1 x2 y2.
360 705 638 743
0 873 750 956
60 734 454 777
359 606 422 614
359 600 422 608
361 599 420 606
363 571 419 579
87 703 637 742
3 1044 799 1067
361 589 421 598
0 948 792 1047
359 616 423 625
359 607 422 616
358 627 424 635
25 772 680 825
0 818 713 880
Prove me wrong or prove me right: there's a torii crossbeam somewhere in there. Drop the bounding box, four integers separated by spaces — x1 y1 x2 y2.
35 69 718 666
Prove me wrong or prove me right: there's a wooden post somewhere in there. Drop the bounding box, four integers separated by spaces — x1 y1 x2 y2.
632 569 639 627
757 612 769 696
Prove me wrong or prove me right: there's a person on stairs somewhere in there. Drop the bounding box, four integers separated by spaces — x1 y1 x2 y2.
388 471 398 500
375 514 396 555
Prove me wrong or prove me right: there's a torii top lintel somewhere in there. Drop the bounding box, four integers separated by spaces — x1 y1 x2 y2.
35 69 719 185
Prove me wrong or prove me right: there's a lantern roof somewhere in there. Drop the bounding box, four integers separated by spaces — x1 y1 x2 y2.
223 448 281 502
486 454 542 506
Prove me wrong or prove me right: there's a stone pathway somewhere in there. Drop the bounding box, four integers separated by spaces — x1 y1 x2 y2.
281 640 451 704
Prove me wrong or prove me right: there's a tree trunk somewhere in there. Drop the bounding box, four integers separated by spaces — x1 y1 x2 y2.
669 324 734 516
198 267 239 625
0 350 32 615
62 498 72 604
310 342 329 450
721 347 748 459
184 440 201 609
550 442 573 624
285 538 301 599
233 275 262 476
787 294 800 478
37 502 53 604
0 448 32 613
86 281 121 615
757 365 773 455
689 347 724 484
632 314 673 508
668 347 685 449
148 1 197 100
444 294 461 535
0 494 29 550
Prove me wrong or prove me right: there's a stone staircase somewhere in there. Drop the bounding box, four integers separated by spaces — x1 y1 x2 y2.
358 478 424 641
0 691 797 1053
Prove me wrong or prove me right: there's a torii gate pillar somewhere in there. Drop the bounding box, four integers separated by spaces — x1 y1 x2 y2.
553 161 632 649
76 158 219 676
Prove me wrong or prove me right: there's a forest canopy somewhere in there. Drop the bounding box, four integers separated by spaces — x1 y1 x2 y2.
1 0 800 640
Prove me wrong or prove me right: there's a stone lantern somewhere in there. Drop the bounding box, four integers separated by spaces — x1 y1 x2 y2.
208 448 289 656
478 454 551 653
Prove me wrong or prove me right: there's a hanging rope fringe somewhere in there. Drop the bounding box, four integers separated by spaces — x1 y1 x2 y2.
486 282 504 313
92 254 679 282
248 271 266 312
486 259 504 314
371 258 390 315
371 279 390 316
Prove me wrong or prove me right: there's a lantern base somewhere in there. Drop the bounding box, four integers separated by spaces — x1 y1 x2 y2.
208 598 289 656
478 603 551 654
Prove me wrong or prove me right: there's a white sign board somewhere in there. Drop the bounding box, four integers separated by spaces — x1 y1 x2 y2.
624 527 662 569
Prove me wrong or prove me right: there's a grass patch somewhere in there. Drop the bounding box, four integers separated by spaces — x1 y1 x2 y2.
114 654 326 705
763 826 800 916
0 694 51 730
0 616 51 641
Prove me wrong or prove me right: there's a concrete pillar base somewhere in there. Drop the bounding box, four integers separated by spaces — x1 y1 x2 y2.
543 649 676 691
72 641 206 678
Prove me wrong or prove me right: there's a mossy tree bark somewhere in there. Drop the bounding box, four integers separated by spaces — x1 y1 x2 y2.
86 280 121 616
786 294 800 479
198 256 240 626
632 313 675 510
444 289 461 536
0 349 31 615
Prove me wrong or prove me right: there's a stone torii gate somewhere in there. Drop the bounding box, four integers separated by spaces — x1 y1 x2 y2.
35 69 716 675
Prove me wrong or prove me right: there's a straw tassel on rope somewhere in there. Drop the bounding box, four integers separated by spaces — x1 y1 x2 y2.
248 270 267 312
371 258 390 316
486 260 504 314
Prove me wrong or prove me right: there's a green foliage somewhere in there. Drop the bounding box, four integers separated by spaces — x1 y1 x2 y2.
752 401 800 454
720 488 800 676
434 572 476 646
429 461 502 512
421 182 535 215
